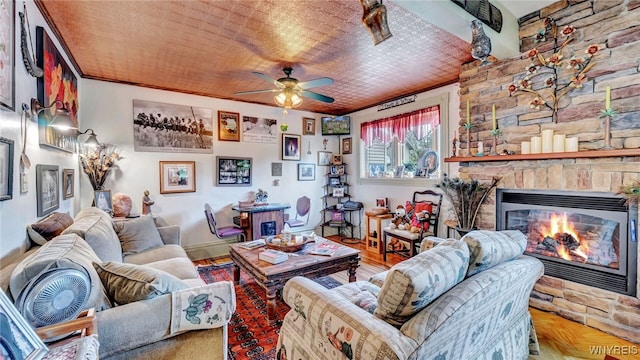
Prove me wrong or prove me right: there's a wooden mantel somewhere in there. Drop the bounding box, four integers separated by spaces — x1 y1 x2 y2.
445 148 640 163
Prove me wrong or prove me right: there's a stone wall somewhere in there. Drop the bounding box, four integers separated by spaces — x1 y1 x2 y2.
456 0 640 342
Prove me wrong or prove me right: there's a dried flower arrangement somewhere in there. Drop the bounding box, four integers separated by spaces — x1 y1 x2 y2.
79 144 122 190
508 17 599 122
438 175 500 232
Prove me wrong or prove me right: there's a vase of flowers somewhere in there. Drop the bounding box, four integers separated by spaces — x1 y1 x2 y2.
79 144 122 191
438 174 500 235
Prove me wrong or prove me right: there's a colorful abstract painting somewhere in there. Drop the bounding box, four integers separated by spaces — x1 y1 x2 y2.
36 26 78 153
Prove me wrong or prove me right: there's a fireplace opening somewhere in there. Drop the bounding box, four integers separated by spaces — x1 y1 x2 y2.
496 189 637 296
511 210 620 272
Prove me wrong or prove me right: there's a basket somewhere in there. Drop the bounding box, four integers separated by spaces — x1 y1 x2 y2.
265 235 314 252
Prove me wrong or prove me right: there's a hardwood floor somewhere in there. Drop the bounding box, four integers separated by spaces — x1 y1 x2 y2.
195 236 638 359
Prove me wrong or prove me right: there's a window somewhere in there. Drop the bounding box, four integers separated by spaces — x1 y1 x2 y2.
358 93 449 184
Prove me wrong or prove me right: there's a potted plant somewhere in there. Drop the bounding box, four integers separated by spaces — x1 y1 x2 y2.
438 174 500 235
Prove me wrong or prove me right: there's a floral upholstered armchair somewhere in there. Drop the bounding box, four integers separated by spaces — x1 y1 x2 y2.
277 231 544 360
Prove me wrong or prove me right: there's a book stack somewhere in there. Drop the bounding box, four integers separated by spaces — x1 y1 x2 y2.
259 249 288 264
309 242 339 256
240 239 266 250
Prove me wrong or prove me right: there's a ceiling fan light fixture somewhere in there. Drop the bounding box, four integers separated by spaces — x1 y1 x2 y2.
274 89 303 109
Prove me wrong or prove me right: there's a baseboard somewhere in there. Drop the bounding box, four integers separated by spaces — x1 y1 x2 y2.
184 239 236 261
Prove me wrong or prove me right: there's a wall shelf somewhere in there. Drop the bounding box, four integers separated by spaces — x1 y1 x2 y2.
445 148 640 163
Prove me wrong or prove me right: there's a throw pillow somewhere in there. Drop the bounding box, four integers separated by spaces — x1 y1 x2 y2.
114 215 164 256
93 261 187 305
27 212 74 245
405 201 433 231
374 239 469 326
462 230 528 277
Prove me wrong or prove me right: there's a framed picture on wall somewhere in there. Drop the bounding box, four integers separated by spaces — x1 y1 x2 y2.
282 134 301 161
133 99 214 153
297 163 315 181
159 161 196 194
0 291 48 360
317 151 332 166
302 117 315 135
341 137 352 154
36 26 78 153
0 137 14 201
36 164 59 217
216 157 252 186
0 0 15 111
62 168 74 199
218 110 240 141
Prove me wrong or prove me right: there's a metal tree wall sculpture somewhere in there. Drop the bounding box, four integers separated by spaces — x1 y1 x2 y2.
508 17 599 122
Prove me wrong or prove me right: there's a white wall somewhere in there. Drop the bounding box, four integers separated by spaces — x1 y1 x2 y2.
80 79 337 255
346 83 461 238
0 1 79 263
1 1 461 263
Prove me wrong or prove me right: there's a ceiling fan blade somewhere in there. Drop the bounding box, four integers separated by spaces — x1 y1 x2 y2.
252 72 284 88
297 77 334 89
235 89 281 95
301 90 334 103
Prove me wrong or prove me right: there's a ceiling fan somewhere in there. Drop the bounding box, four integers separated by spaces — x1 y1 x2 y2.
235 67 334 108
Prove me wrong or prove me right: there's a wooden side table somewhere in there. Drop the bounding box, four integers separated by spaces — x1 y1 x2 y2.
365 213 392 254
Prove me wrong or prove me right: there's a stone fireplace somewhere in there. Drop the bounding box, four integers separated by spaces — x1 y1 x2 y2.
452 0 640 343
496 189 637 297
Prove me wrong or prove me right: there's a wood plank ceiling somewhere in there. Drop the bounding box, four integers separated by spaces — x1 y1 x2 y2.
37 0 473 115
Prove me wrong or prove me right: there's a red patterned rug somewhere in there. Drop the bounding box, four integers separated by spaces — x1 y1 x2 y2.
197 263 342 360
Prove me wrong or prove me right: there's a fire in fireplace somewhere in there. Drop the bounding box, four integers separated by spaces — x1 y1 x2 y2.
496 189 637 296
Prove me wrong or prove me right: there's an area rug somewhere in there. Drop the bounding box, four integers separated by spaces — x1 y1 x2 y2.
197 263 343 360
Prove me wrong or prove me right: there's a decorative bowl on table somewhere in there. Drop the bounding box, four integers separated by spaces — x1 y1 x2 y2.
265 235 314 252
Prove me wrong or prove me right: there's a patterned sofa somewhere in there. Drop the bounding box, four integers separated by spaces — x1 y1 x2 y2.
1 207 234 360
276 230 544 360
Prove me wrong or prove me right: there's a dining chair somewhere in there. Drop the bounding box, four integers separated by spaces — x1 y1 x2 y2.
204 203 246 242
285 196 311 228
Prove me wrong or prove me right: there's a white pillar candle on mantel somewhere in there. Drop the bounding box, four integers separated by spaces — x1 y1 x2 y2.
531 136 542 153
565 137 579 152
553 134 566 152
477 141 484 154
521 141 531 154
541 129 554 153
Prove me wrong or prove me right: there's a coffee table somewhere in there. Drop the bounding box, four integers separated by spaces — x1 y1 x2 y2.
229 238 360 323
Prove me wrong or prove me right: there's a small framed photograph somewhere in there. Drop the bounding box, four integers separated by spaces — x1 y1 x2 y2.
302 117 315 135
216 157 252 186
415 168 427 177
394 165 404 178
0 291 48 360
36 164 59 217
297 163 315 181
329 177 341 186
218 110 240 141
317 151 332 166
332 187 345 197
0 137 14 201
376 197 388 208
159 161 197 194
342 137 352 155
271 162 282 177
62 168 74 199
95 190 113 214
332 154 343 165
331 211 344 222
329 165 345 175
282 133 301 161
